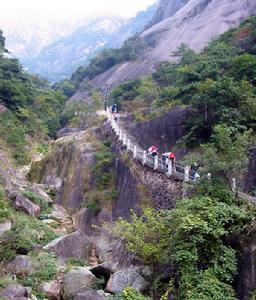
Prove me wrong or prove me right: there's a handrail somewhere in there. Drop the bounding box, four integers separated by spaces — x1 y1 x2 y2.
107 108 196 183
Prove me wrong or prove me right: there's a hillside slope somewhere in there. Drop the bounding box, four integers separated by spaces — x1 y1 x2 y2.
24 4 158 82
72 0 256 101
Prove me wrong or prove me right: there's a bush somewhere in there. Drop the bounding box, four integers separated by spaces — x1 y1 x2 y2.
0 188 11 222
0 214 58 261
111 287 152 300
22 252 57 294
22 191 52 214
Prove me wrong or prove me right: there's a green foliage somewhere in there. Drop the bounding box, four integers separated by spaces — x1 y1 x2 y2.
66 257 86 267
0 30 67 164
22 252 57 293
71 36 148 83
22 191 52 215
52 79 76 97
112 209 170 264
112 193 251 300
0 187 11 222
111 287 152 300
0 214 58 261
93 144 115 189
184 124 251 180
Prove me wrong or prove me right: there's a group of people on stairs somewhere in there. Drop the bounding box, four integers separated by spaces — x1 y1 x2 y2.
109 105 200 181
148 145 200 181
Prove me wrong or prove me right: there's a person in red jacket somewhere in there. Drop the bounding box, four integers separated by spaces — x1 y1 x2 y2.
168 152 176 166
148 145 158 157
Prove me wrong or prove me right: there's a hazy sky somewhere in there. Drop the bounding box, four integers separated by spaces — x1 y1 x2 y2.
1 0 158 22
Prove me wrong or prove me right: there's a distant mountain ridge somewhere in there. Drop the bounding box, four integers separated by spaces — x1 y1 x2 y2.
70 0 256 102
23 3 158 82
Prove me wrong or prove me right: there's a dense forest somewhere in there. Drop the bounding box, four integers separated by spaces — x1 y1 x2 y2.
0 30 67 164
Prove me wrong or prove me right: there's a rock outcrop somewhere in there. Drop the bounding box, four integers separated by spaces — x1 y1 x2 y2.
105 267 148 294
0 221 11 237
244 148 256 194
61 268 97 300
43 231 93 265
72 0 256 100
74 290 107 300
13 194 41 217
0 284 31 300
29 132 96 209
38 281 61 300
6 255 32 277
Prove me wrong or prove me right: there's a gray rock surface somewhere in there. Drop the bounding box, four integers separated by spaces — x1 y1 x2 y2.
105 267 148 294
72 0 256 100
13 194 41 217
0 221 11 236
43 231 93 265
75 208 112 236
147 0 189 28
6 255 32 276
74 290 107 300
38 281 60 300
0 284 31 299
61 268 97 300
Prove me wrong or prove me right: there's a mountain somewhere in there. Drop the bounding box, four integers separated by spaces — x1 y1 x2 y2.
23 3 158 82
71 0 256 101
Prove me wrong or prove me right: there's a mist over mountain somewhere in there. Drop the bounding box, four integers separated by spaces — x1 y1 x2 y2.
21 3 158 82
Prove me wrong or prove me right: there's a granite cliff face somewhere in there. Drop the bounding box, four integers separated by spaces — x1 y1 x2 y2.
72 0 256 101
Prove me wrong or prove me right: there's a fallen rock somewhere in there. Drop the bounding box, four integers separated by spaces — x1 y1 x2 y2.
61 267 97 300
106 267 148 294
13 194 41 217
38 281 60 300
0 284 31 299
0 220 11 236
6 255 32 276
74 290 107 300
43 231 93 265
28 184 54 204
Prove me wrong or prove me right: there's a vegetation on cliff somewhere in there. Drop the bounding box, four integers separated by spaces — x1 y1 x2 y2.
0 30 67 164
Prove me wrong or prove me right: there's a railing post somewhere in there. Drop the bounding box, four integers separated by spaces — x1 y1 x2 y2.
154 155 158 171
184 165 190 182
231 178 236 192
127 139 131 151
167 160 172 176
143 151 147 165
123 134 127 145
133 145 137 158
119 130 122 140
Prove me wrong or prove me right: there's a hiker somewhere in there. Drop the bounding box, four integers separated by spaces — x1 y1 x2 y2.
148 145 158 157
162 152 170 166
191 162 199 179
168 151 176 166
112 103 117 114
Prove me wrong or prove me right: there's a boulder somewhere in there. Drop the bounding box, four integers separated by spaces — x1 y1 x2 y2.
13 194 41 217
0 221 11 236
29 184 54 204
61 267 97 300
74 290 107 300
106 267 148 294
43 231 93 265
6 255 32 276
38 281 60 300
0 284 31 299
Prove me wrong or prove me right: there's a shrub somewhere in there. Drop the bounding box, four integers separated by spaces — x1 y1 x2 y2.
22 252 57 294
0 214 58 261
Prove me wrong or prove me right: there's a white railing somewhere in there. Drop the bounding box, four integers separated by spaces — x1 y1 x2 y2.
105 108 256 203
106 108 196 182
